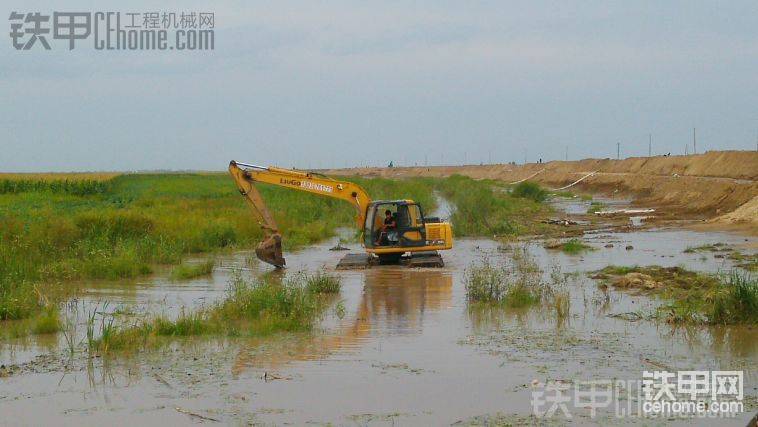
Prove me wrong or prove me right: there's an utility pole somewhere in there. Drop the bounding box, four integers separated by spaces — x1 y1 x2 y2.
692 128 697 154
617 142 620 160
565 146 568 161
648 134 652 157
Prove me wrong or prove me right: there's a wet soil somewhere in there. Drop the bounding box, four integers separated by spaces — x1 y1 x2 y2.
1 220 757 425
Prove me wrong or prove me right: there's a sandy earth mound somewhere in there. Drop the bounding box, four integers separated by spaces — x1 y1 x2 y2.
712 195 758 225
327 150 758 234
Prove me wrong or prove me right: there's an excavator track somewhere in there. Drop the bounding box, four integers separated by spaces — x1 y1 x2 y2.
336 251 444 270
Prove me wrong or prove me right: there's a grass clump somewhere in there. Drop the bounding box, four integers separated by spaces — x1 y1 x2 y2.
728 251 758 272
465 260 508 303
560 239 595 254
170 259 215 280
683 243 729 254
588 201 606 214
545 238 595 254
31 305 61 335
304 271 341 294
465 250 544 308
88 270 340 353
594 265 757 325
511 181 548 202
664 271 757 325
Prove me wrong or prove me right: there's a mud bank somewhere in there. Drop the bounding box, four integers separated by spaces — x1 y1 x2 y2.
325 151 758 233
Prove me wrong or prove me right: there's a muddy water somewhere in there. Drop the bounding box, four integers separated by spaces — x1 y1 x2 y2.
1 229 757 426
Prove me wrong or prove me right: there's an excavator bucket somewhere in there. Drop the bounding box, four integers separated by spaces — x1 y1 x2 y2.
256 233 286 268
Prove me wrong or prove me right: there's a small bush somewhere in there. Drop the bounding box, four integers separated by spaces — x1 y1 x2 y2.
512 181 548 202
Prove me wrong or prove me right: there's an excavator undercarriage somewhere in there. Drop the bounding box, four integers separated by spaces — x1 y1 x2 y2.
336 252 444 269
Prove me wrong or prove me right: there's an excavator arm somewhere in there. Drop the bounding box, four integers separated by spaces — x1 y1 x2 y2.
228 160 372 268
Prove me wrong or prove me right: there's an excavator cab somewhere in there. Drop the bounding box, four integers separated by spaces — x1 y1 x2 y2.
364 201 428 249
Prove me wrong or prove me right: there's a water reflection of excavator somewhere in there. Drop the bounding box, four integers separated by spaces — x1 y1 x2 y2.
228 161 453 268
232 270 453 375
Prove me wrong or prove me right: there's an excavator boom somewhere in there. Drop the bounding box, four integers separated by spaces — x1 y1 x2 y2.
228 161 372 268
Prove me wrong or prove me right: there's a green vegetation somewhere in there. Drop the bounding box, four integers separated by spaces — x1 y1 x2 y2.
597 265 638 275
304 271 342 294
170 259 216 280
0 173 427 321
436 175 551 237
680 243 756 272
511 181 548 202
560 239 595 254
31 305 61 335
550 190 576 198
464 249 544 308
728 251 758 272
588 201 606 214
88 271 341 353
594 265 757 325
0 179 111 196
683 243 729 253
545 238 595 254
0 172 555 325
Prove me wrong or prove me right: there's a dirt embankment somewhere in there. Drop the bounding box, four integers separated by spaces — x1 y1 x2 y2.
327 151 758 233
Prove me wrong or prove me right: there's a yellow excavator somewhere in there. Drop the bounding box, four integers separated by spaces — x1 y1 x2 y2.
228 161 453 268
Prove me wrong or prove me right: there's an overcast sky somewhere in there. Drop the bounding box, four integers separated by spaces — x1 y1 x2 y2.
2 1 757 172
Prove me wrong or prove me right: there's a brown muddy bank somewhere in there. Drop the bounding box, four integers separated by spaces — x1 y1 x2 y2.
325 150 758 233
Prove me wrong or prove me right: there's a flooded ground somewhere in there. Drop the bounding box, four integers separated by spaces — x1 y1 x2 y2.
1 222 757 424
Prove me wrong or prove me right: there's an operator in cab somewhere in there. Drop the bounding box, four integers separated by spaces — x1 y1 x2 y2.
374 209 396 245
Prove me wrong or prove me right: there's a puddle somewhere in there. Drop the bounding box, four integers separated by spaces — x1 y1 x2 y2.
550 196 633 216
1 229 756 425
